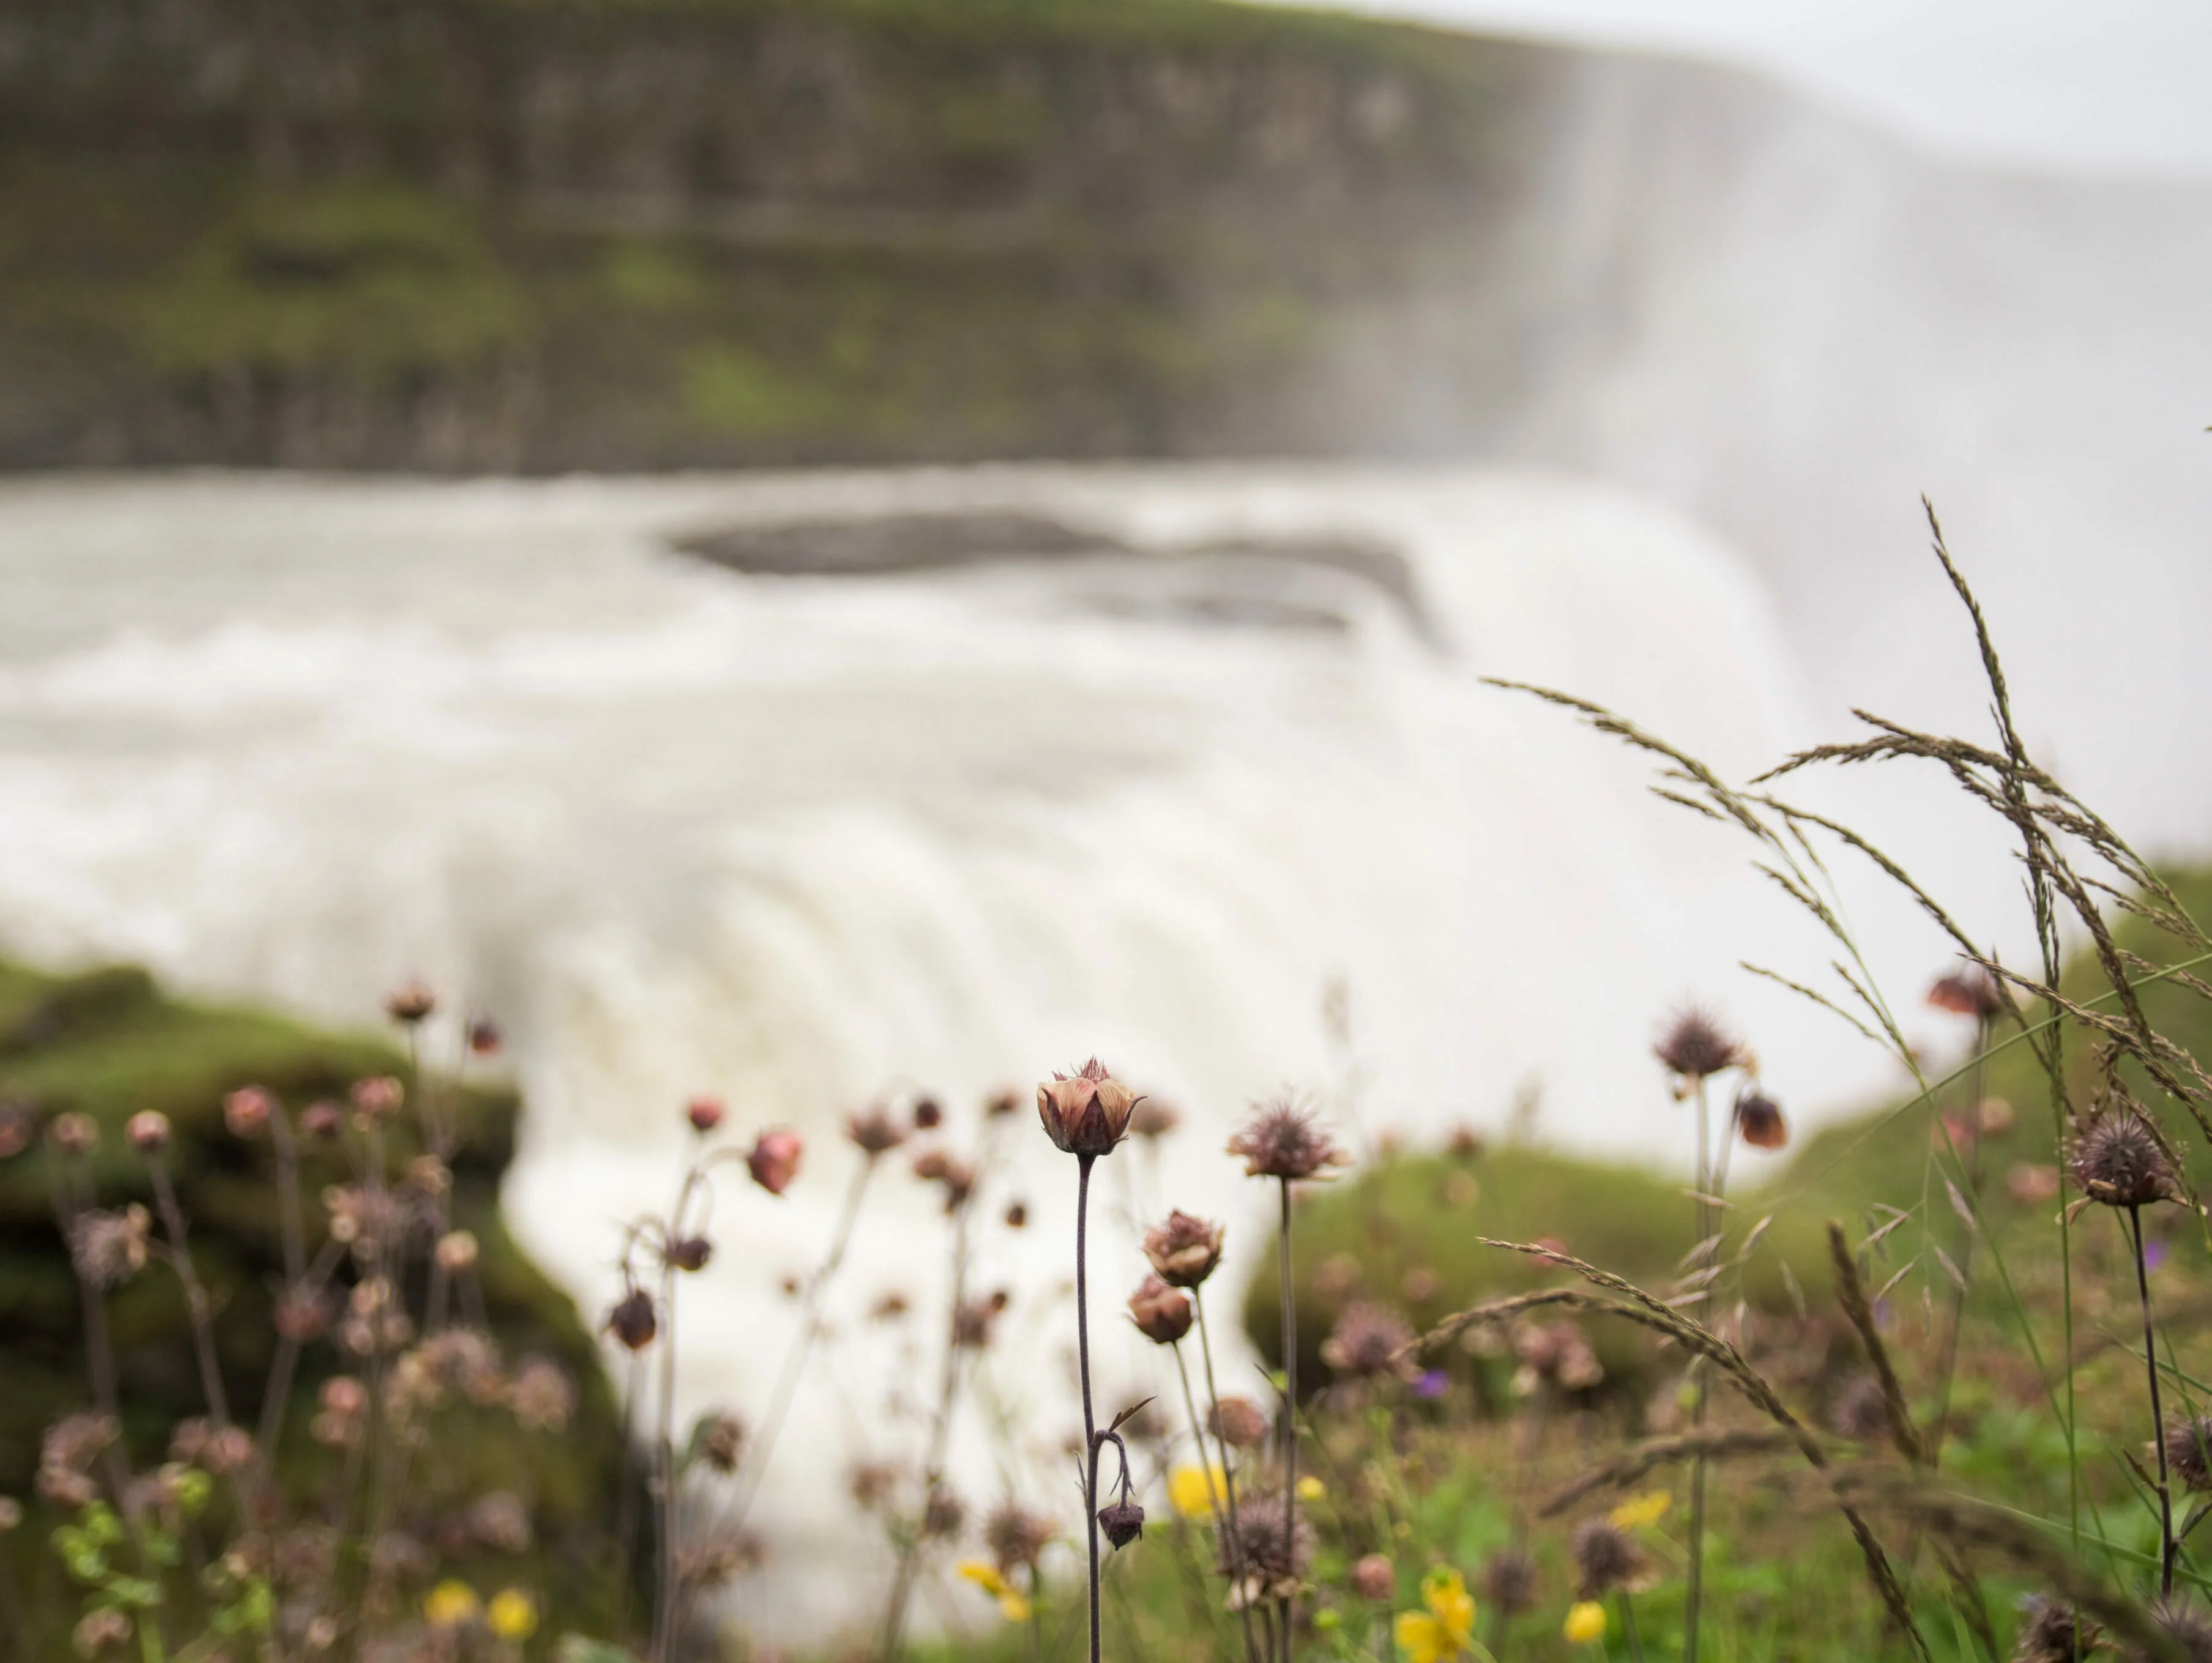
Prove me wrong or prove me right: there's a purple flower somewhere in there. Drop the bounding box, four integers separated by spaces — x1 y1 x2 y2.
1414 1369 1449 1401
2147 1237 2171 1273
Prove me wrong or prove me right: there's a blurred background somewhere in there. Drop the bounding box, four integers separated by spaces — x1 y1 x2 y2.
0 0 2206 1640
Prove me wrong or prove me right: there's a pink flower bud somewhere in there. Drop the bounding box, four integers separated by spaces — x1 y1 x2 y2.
747 1129 803 1196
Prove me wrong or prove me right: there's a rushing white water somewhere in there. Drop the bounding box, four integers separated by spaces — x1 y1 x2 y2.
0 459 2127 1635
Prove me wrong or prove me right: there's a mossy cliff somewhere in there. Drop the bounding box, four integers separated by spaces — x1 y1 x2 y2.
0 0 1559 470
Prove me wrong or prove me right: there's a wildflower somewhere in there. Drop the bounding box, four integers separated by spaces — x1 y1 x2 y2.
486 1589 537 1642
469 1492 532 1553
2166 1416 2212 1493
1226 1098 1347 1181
1608 1490 1672 1530
699 1412 745 1474
747 1128 803 1195
2012 1594 2098 1662
1655 1007 1743 1081
0 1099 32 1158
384 980 437 1024
436 1230 480 1273
1211 1396 1270 1448
984 1088 1021 1118
1037 1058 1141 1158
125 1111 171 1153
932 1158 978 1213
1734 1089 1787 1150
1129 1098 1182 1140
686 1096 725 1134
349 1076 404 1121
0 1497 20 1531
666 1234 713 1273
923 1486 967 1539
1220 1491 1312 1607
1004 1200 1028 1229
1143 1210 1226 1287
1168 1464 1228 1519
466 1016 502 1055
424 1580 480 1628
913 1097 944 1130
74 1609 133 1656
1296 1475 1326 1503
37 1413 117 1508
1128 1274 1193 1344
1572 1517 1653 1598
606 1287 658 1350
50 1111 100 1155
2008 1163 2062 1205
1320 1301 1418 1382
674 1530 764 1589
1098 1498 1145 1549
984 1503 1056 1574
1393 1567 1477 1663
1351 1553 1396 1601
845 1105 907 1156
1928 965 2004 1021
2069 1111 2181 1208
2149 1598 2212 1663
300 1100 344 1140
1563 1600 1608 1645
1979 1096 2017 1136
958 1560 1032 1623
508 1357 575 1431
1481 1547 1538 1616
849 1463 898 1512
1512 1320 1603 1394
69 1206 152 1287
954 1290 1010 1349
1414 1369 1449 1400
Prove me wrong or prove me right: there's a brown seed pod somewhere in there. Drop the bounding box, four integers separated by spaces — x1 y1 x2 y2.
1127 1275 1193 1345
1142 1210 1225 1287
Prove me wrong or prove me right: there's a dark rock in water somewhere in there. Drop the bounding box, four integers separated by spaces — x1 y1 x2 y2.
671 510 1443 645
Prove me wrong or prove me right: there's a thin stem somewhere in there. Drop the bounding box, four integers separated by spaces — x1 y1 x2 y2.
1621 1589 1648 1663
1927 1014 1990 1467
1196 1292 1256 1629
1077 1155 1103 1663
2131 1205 2175 1596
1276 1177 1297 1663
1175 1342 1259 1663
1685 1076 1711 1663
649 1260 680 1663
147 1156 230 1427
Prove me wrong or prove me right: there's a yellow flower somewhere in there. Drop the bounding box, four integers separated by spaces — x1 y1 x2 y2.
487 1589 537 1642
958 1560 1033 1624
424 1581 480 1629
1563 1600 1609 1645
1392 1568 1477 1663
1609 1489 1672 1531
1169 1464 1228 1519
1295 1475 1327 1503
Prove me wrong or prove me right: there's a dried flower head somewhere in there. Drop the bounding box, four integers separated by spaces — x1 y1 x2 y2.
508 1357 575 1432
70 1206 152 1288
985 1503 1056 1574
606 1288 658 1350
1227 1098 1347 1181
125 1111 171 1154
1929 965 2005 1022
1210 1396 1271 1449
468 1491 532 1553
984 1087 1021 1118
848 1462 898 1512
686 1096 726 1134
38 1414 117 1508
1098 1498 1145 1550
1037 1058 1141 1158
923 1486 967 1539
1129 1098 1182 1140
1004 1200 1028 1229
1320 1302 1418 1382
1482 1546 1540 1616
384 980 438 1025
913 1097 944 1131
349 1076 403 1122
954 1290 1011 1349
466 1016 502 1055
2165 1416 2212 1494
2009 1594 2097 1663
300 1100 344 1140
0 1497 20 1532
1143 1210 1225 1287
435 1230 479 1273
1351 1552 1398 1601
1830 1373 1890 1443
674 1529 765 1590
74 1609 133 1656
747 1128 804 1196
1127 1274 1194 1345
1735 1090 1788 1150
1512 1320 1604 1393
1221 1490 1313 1607
0 1099 33 1159
666 1235 713 1273
1655 1008 1743 1081
698 1412 746 1475
2148 1598 2212 1663
1571 1517 1652 1599
50 1111 100 1156
2069 1111 2181 1209
846 1105 907 1156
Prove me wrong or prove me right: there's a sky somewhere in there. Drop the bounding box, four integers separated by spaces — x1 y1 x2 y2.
1301 0 2212 177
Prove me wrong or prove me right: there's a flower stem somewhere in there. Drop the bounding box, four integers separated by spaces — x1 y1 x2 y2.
2129 1204 2175 1596
1621 1590 1647 1663
1076 1153 1102 1663
1196 1290 1259 1663
1685 1076 1711 1663
1175 1342 1260 1663
1277 1176 1296 1663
